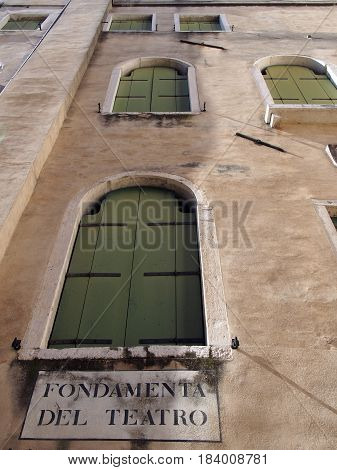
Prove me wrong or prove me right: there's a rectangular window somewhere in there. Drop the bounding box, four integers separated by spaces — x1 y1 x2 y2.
2 16 47 30
110 18 152 31
176 14 230 32
104 15 155 32
180 18 221 32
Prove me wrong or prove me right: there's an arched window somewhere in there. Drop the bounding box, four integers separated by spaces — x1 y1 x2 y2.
113 66 189 112
262 65 337 104
102 58 200 114
48 186 205 349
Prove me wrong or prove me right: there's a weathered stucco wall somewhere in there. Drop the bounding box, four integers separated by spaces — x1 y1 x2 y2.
0 3 336 450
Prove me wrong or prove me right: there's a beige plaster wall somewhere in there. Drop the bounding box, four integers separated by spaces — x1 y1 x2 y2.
0 3 336 450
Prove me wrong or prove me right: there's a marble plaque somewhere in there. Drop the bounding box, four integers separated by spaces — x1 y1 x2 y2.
21 370 221 441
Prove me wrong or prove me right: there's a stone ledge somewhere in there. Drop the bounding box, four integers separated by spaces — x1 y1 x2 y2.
0 0 110 263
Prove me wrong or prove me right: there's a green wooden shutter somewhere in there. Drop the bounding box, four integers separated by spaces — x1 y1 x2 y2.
175 210 204 344
125 188 204 346
125 188 177 346
2 18 45 30
127 67 153 112
263 68 282 103
49 188 139 348
290 66 331 104
49 187 204 349
180 18 221 31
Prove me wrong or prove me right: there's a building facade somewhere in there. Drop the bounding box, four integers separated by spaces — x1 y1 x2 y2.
0 0 336 449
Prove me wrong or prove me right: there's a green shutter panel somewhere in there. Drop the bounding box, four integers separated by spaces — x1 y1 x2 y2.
113 74 133 112
188 22 199 31
77 188 139 347
263 68 283 103
151 67 177 112
175 201 203 344
176 276 204 344
199 22 212 31
116 80 132 97
289 66 331 104
130 20 141 30
127 67 153 112
114 67 190 112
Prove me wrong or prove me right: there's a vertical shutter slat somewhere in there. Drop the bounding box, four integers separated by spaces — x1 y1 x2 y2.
124 188 176 346
77 188 139 346
77 277 130 347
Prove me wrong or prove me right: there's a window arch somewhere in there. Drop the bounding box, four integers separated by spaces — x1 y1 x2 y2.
253 55 337 127
102 57 200 114
48 186 205 349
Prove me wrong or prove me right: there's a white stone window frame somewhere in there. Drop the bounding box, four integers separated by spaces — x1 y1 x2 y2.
174 14 231 32
0 8 58 32
19 172 232 362
313 199 337 257
253 55 337 128
102 13 156 33
102 57 201 115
